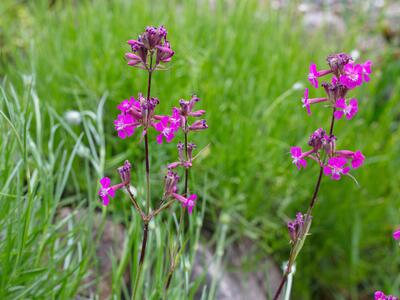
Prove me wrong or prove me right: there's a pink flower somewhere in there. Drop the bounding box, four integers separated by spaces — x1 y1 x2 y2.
290 146 307 170
361 60 372 82
375 291 398 300
98 177 116 206
334 98 358 120
393 229 400 240
154 116 177 144
308 63 320 88
117 97 140 113
339 63 363 89
351 150 365 169
170 107 182 130
323 157 350 180
114 114 139 139
172 193 197 214
335 150 365 169
301 88 311 115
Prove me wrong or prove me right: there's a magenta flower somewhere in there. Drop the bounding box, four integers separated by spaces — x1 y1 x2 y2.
351 150 365 169
302 88 311 115
393 229 400 240
334 98 358 120
339 63 363 89
154 116 177 144
117 97 140 113
172 193 197 214
126 25 173 70
114 113 139 139
98 177 118 206
290 146 308 170
361 60 372 82
308 63 320 88
169 107 182 130
335 150 365 169
323 157 350 180
375 291 398 300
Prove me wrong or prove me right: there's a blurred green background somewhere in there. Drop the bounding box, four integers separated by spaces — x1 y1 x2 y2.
1 0 399 299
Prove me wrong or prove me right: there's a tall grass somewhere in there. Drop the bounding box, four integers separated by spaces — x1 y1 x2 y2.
1 0 400 298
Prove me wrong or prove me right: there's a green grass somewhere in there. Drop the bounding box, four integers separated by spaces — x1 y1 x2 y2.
1 0 400 299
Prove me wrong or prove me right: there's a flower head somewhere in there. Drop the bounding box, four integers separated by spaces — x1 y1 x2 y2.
323 157 350 180
117 97 140 114
154 116 178 144
350 150 365 169
126 25 173 69
169 107 182 130
98 177 116 206
361 60 372 82
335 150 365 169
290 146 307 170
114 113 139 139
339 63 363 89
172 193 197 214
334 98 358 120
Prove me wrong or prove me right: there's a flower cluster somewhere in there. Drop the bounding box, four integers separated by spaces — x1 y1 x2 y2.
126 25 174 70
290 128 365 180
304 53 371 117
113 94 207 144
375 291 398 300
292 53 370 180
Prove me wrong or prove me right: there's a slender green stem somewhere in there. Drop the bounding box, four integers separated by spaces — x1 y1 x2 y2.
273 108 336 300
132 53 154 300
132 222 148 300
144 53 153 215
164 123 189 295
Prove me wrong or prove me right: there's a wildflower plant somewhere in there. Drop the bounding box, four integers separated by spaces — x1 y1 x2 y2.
98 26 208 298
274 53 371 300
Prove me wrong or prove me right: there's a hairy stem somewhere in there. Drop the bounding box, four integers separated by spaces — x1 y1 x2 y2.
273 108 336 300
